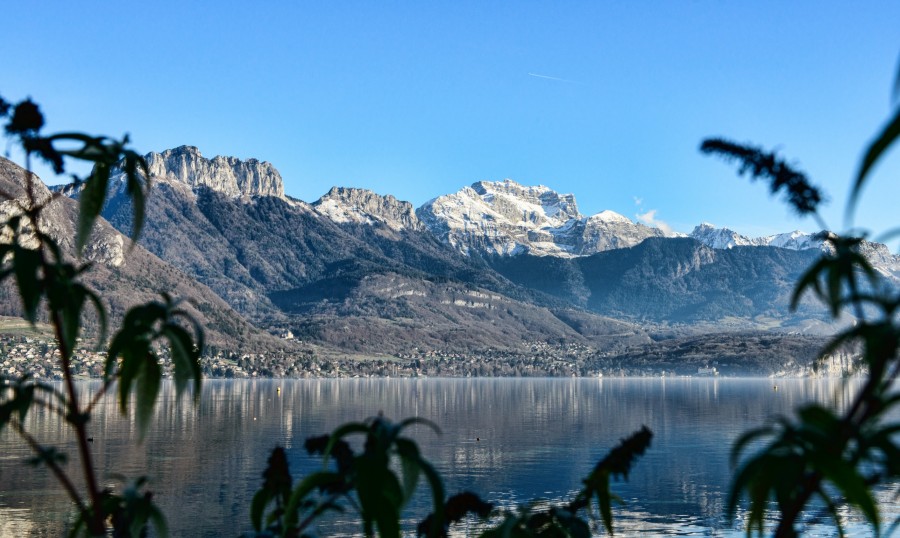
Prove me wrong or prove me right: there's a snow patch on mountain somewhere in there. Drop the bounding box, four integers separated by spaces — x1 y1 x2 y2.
312 187 422 231
691 224 900 278
689 223 759 249
417 179 669 257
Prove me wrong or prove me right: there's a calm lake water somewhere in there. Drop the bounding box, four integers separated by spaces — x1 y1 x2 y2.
0 377 893 537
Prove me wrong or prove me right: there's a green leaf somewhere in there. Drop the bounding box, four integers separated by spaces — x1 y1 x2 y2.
398 444 422 505
84 288 107 350
76 162 111 255
398 416 442 435
790 258 828 310
419 459 447 537
135 356 161 440
593 471 613 534
731 425 775 467
284 471 343 530
12 246 42 323
322 422 369 465
121 150 149 245
250 489 272 532
797 405 839 435
42 264 89 355
815 456 880 532
162 324 200 397
146 503 169 538
356 456 403 538
850 105 900 221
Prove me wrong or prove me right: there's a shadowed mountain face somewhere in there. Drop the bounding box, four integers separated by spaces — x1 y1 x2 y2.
0 158 286 352
488 238 825 325
39 146 875 356
83 149 645 353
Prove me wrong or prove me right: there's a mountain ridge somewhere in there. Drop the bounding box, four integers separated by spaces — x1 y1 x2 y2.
29 146 897 366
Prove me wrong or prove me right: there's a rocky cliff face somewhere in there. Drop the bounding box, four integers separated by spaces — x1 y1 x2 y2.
120 145 285 199
0 158 126 267
312 187 423 231
416 179 667 257
689 223 760 249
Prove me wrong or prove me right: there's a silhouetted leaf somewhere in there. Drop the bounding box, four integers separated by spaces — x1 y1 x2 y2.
356 455 403 538
851 105 900 220
120 149 150 245
12 246 42 323
731 425 775 467
700 138 824 214
135 356 161 440
76 162 110 255
162 324 200 397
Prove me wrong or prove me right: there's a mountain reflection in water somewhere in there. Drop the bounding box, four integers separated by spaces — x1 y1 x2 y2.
1 377 892 536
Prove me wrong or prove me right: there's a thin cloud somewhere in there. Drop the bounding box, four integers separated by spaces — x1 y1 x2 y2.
527 72 577 83
636 209 675 236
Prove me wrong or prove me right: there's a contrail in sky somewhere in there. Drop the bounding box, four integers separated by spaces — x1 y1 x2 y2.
527 72 577 83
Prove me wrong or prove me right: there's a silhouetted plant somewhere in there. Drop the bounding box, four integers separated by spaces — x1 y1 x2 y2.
702 60 900 537
699 139 824 216
250 419 651 537
0 94 204 536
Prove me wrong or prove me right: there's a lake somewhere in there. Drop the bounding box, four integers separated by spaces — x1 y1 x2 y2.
0 377 892 536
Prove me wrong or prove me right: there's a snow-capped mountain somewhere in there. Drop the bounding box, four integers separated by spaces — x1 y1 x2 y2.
688 223 760 250
763 230 821 250
690 223 900 278
416 179 668 257
312 187 423 231
690 223 825 251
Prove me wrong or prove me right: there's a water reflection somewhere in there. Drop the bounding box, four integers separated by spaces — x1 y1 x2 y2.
1 377 890 536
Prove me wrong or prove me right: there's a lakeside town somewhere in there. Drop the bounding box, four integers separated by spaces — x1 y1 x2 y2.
1 330 856 381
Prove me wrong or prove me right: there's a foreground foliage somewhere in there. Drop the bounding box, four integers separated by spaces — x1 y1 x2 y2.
250 416 652 537
0 94 204 535
2 53 900 537
702 63 900 536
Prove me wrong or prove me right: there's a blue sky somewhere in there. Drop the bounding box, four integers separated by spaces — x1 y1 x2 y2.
4 2 899 240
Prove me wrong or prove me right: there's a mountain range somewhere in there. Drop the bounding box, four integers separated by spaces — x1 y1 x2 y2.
4 145 896 373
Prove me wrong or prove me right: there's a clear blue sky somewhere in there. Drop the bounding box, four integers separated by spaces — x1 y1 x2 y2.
4 2 899 240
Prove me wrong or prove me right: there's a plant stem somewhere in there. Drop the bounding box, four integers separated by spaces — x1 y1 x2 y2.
54 309 106 535
11 419 87 514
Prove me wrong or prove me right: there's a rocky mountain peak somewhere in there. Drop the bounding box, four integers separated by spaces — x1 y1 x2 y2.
690 223 756 249
126 145 285 199
470 179 582 224
312 187 422 231
416 179 666 257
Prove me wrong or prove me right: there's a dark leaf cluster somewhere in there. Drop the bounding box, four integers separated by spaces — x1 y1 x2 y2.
700 138 824 215
0 92 205 537
705 61 900 537
252 420 652 538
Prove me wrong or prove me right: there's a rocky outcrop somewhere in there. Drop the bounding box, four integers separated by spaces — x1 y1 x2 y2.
689 223 759 249
122 145 284 199
577 211 667 255
312 187 422 231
